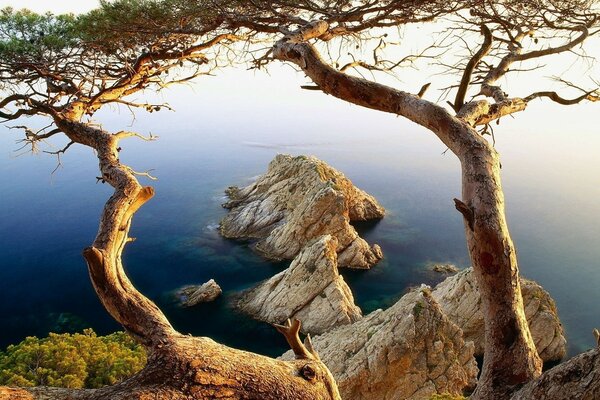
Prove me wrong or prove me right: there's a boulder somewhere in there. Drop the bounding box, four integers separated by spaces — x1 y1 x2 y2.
511 347 600 400
237 235 362 335
432 268 566 362
220 154 384 269
176 279 222 307
281 287 478 400
431 263 460 274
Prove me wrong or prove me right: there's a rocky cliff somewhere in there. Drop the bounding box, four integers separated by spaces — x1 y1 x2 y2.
221 154 384 269
237 235 362 334
432 268 566 362
281 287 478 400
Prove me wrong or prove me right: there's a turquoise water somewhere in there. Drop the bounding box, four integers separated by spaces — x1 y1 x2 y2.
1 69 599 358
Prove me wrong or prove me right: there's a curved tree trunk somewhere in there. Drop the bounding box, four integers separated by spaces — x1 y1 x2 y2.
272 21 542 399
0 115 342 400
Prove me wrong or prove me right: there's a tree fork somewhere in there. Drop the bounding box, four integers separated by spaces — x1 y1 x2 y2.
273 22 542 398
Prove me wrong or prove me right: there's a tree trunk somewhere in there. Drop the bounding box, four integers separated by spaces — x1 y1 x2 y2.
459 142 542 399
0 115 342 400
272 21 542 399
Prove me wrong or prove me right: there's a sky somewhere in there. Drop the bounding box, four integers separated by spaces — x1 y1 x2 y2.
0 0 99 14
0 0 598 158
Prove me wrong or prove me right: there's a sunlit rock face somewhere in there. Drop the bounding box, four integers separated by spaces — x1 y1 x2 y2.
281 287 478 400
220 154 385 269
432 268 567 362
236 235 362 335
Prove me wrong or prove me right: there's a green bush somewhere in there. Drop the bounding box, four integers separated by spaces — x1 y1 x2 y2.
0 329 146 388
429 394 467 400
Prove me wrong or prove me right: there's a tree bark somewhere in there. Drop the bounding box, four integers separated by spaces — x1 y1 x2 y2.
272 21 542 399
2 335 341 400
0 114 342 400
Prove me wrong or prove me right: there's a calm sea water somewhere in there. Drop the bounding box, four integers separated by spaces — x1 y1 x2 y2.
1 68 599 358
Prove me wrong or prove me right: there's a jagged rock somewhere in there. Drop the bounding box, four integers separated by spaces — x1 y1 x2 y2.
511 348 600 400
176 279 222 307
432 268 566 362
220 154 385 269
236 235 362 335
431 263 460 274
281 287 478 400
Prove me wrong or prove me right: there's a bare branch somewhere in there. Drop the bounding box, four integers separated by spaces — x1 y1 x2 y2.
273 319 319 361
454 25 493 112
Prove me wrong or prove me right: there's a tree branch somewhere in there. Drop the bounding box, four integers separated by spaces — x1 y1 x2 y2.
454 25 493 112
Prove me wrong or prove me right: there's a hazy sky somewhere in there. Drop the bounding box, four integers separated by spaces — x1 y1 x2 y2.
0 0 99 13
0 0 598 138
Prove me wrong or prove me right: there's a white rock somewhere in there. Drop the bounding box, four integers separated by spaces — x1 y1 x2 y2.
281 287 478 400
221 154 384 269
176 279 222 307
237 235 362 335
432 267 566 362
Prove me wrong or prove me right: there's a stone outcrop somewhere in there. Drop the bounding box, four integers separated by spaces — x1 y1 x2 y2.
511 347 600 400
176 279 222 306
432 268 566 362
431 263 460 274
220 154 385 269
237 235 362 335
281 287 478 400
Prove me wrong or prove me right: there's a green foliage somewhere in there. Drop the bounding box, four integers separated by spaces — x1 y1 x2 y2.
77 0 220 51
0 329 146 389
0 8 78 60
412 301 424 318
429 394 467 400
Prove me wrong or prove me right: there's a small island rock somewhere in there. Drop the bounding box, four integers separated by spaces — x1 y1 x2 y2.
431 263 460 274
176 279 222 307
237 235 362 335
220 154 385 269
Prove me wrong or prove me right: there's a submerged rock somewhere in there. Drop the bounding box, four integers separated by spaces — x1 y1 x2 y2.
281 287 478 400
176 279 222 307
220 154 385 269
431 263 460 274
432 268 567 362
237 235 362 335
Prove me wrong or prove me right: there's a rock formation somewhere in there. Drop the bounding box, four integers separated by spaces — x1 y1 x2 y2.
237 235 362 335
511 347 600 400
432 268 566 362
176 279 222 306
431 263 460 274
281 287 478 400
220 154 385 269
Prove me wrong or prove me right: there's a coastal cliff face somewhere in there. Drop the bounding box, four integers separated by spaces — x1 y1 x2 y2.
237 235 362 335
220 154 384 269
432 268 567 362
281 287 478 400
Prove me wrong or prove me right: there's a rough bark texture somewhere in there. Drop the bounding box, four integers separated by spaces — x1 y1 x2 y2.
280 287 479 400
1 336 342 400
0 114 342 400
221 154 384 268
272 22 542 399
432 268 566 362
237 235 362 334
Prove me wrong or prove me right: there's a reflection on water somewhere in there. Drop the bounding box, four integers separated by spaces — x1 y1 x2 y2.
0 73 599 358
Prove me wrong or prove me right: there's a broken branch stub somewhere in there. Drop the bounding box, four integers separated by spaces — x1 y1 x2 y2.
274 319 320 360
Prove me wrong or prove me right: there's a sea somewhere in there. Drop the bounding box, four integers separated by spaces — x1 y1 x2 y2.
1 67 599 358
